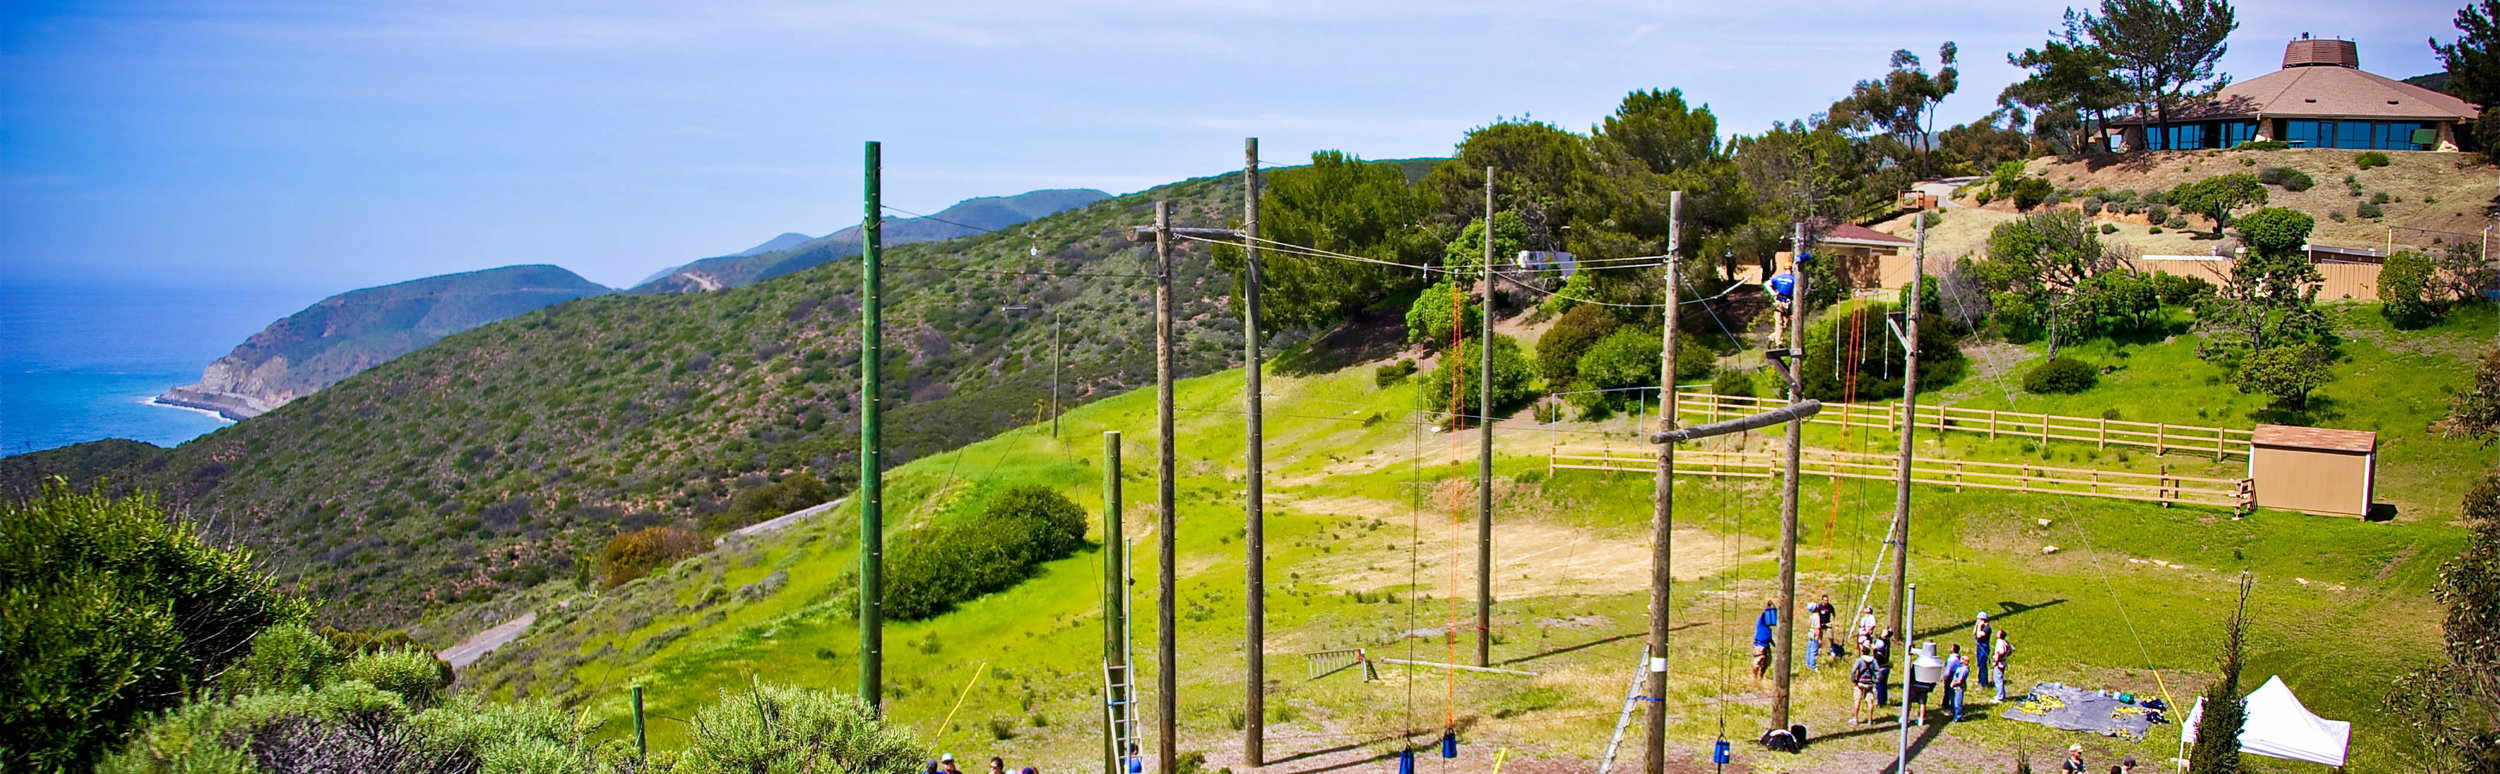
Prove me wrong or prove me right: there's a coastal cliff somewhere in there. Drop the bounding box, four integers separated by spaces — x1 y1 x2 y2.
160 265 611 418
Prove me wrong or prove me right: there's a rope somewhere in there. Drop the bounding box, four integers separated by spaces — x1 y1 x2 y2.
1444 270 1464 735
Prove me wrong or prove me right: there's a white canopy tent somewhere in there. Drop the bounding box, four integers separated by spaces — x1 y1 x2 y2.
2181 675 2351 768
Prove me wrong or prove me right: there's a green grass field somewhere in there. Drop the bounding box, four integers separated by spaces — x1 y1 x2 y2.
461 301 2490 774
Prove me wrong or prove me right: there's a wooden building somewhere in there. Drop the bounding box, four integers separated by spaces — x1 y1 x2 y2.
2248 425 2378 517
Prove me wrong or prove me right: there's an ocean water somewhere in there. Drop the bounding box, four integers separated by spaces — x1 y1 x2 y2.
0 281 323 456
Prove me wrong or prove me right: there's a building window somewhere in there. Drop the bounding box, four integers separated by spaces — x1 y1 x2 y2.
2220 121 2257 147
2373 122 2425 150
2285 120 2323 147
2152 123 2207 150
2334 121 2374 149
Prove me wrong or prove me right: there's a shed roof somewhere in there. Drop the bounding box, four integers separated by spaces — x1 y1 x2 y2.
2252 424 2378 453
1822 223 1915 246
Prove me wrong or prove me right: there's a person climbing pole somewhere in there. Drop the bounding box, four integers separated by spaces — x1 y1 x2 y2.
1752 599 1780 679
1764 260 1799 352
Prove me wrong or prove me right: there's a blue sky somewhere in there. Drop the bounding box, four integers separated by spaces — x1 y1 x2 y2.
0 0 2468 291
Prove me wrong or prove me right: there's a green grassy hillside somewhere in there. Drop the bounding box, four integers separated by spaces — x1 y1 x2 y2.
0 174 1251 630
464 300 2490 773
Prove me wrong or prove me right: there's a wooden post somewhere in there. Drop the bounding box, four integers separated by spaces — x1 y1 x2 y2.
1241 139 1266 768
1478 165 1496 669
1885 215 1922 681
859 140 886 714
1153 201 1178 774
2156 422 2167 456
1771 222 1806 731
632 685 647 761
1103 432 1128 774
1643 191 1683 774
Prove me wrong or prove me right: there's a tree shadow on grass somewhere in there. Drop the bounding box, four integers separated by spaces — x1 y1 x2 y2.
1915 598 2067 642
2246 395 2344 427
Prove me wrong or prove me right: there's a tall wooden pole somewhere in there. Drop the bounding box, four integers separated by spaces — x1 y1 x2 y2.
858 140 885 715
1477 165 1496 668
1897 584 1918 772
1887 217 1924 676
1770 222 1806 730
1153 200 1178 774
1642 191 1684 774
1242 138 1267 767
1103 431 1128 774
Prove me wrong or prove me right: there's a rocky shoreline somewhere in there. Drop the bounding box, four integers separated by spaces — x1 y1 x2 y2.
154 385 275 422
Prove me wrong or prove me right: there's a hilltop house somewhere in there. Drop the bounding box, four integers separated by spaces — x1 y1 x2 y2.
2109 37 2480 152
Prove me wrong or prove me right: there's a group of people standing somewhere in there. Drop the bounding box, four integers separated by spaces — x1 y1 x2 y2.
1755 595 2015 726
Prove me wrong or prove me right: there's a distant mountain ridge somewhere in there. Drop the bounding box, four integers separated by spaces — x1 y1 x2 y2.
158 265 611 420
632 188 1109 293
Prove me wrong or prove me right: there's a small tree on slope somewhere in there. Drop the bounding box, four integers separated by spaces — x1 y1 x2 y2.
2190 572 2253 774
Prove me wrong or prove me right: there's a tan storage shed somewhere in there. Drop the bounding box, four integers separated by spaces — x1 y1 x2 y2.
2249 425 2378 516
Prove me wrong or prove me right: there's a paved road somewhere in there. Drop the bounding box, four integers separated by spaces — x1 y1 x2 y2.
437 611 536 669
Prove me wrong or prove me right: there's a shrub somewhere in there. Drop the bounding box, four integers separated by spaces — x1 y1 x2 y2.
2 484 303 772
1374 359 1417 387
2011 176 2053 210
2149 227 2164 234
2101 223 2119 234
1568 329 1668 416
883 485 1087 620
1801 303 1967 401
2354 151 2391 169
1711 368 1755 398
2153 272 2216 306
2082 197 2105 216
1422 334 1536 420
2371 191 2392 204
2379 251 2442 329
341 649 453 710
2357 201 2384 219
2330 210 2348 222
675 684 923 774
2145 203 2169 224
725 473 830 525
596 526 708 589
2234 140 2291 151
225 624 344 696
2165 215 2189 229
2024 357 2098 394
2256 167 2314 191
1537 304 1620 385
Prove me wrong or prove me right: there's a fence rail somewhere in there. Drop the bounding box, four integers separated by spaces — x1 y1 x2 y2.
1674 393 2253 461
1550 445 2253 510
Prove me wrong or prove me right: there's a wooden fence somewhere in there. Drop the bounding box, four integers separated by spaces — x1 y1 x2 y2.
1549 445 2254 510
1674 393 2253 461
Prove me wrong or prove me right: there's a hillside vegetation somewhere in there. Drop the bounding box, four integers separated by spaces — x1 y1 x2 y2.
460 297 2490 774
157 265 614 420
2 176 1245 629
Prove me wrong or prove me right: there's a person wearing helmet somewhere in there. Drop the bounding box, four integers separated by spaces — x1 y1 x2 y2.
1764 260 1799 346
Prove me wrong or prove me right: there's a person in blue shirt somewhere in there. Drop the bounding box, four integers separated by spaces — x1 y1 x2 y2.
1751 599 1779 679
1944 645 1971 722
1764 260 1799 346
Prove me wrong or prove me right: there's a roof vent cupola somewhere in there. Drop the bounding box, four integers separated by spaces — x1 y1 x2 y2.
2283 38 2360 68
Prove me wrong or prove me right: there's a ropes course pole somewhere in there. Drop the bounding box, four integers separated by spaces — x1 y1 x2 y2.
1477 165 1497 669
1242 138 1267 768
1641 191 1683 774
1103 431 1127 774
1896 584 1916 774
1153 200 1179 774
1770 222 1808 731
1887 215 1925 686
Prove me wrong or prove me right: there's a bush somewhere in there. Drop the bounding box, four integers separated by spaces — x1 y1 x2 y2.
675 684 924 774
225 624 343 696
2234 140 2291 151
2011 176 2053 210
341 649 453 710
1422 334 1536 421
596 526 708 589
1374 359 1417 387
2371 191 2392 204
2145 203 2169 224
2024 357 2099 394
725 473 830 526
2102 223 2119 234
2 484 303 772
1568 329 1666 416
2354 151 2391 169
1537 304 1620 386
1800 303 1967 401
2152 272 2216 306
883 485 1087 620
2379 251 2442 329
2165 215 2189 229
2256 167 2314 191
1711 369 1755 398
2357 201 2384 219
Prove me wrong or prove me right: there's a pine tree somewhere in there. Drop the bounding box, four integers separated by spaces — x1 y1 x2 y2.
2191 572 2253 774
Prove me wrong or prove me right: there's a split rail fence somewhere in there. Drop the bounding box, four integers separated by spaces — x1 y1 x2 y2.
1548 446 2253 510
1673 393 2254 461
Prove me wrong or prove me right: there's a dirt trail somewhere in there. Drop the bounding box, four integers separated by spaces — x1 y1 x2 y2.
437 611 535 669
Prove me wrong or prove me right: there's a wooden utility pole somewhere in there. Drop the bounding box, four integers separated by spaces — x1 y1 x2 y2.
1242 138 1267 767
1886 216 1925 677
1477 165 1496 668
858 140 885 715
1642 191 1683 774
1153 200 1178 774
1770 222 1806 731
